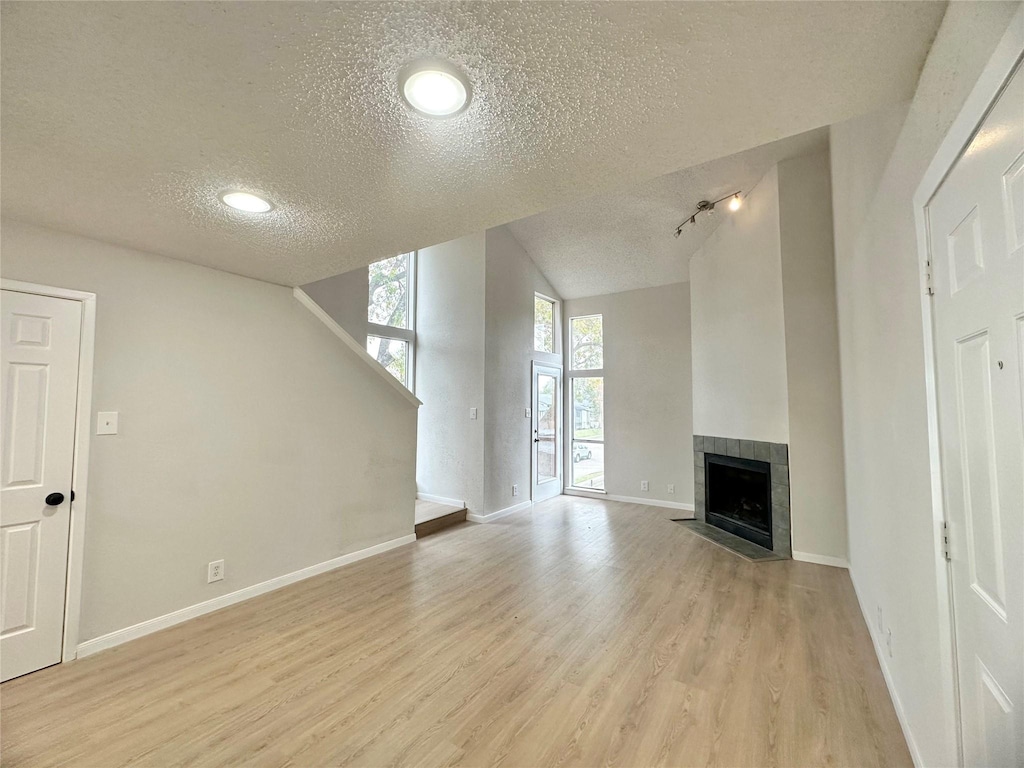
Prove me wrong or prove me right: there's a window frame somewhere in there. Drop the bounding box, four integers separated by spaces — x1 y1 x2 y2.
533 292 561 359
565 312 605 493
366 251 417 391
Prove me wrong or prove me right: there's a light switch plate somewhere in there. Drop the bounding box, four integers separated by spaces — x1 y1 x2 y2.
97 411 119 435
470 407 478 420
525 408 531 418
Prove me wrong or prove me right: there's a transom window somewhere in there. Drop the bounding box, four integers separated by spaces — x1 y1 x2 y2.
534 294 556 354
367 252 415 389
570 315 603 370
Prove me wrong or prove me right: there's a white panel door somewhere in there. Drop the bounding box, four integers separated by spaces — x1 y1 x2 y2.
532 363 562 503
1 290 82 681
927 62 1023 767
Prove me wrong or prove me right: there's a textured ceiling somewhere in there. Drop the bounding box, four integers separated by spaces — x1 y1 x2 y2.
508 128 830 299
1 2 945 286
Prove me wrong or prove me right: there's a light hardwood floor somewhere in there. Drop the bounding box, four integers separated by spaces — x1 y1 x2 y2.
1 496 910 767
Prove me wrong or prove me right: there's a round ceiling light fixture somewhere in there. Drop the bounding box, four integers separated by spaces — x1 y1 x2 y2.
219 190 274 213
399 61 471 117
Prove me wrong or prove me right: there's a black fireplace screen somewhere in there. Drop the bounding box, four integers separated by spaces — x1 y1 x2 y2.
705 454 772 550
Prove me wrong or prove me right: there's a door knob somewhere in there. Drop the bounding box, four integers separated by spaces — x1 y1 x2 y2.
45 492 65 506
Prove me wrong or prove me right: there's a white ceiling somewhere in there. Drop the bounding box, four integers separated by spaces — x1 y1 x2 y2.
1 2 945 286
508 128 830 299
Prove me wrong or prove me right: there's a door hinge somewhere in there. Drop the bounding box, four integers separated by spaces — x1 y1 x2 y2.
942 520 951 561
925 261 935 296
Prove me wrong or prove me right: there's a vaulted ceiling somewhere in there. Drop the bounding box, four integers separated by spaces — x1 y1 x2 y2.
1 2 945 286
508 128 829 299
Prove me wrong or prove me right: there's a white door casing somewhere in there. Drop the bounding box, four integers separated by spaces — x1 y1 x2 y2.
1 290 83 681
926 61 1023 768
532 362 562 503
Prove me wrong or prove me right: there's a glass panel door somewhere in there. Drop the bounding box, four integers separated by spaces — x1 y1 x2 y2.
532 363 562 502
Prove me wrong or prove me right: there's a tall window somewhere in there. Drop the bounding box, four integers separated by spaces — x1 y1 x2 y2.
534 294 556 354
569 314 604 490
367 252 415 389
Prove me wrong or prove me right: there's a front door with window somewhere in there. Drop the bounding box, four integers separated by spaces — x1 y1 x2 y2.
532 363 562 503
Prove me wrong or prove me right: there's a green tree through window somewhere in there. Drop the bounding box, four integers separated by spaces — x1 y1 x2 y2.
367 254 411 381
369 254 408 328
571 315 603 370
534 296 554 353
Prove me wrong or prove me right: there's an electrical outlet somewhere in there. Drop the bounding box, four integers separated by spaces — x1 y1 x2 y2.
886 627 893 658
208 560 225 583
512 484 519 497
469 407 478 420
667 484 675 494
641 480 649 492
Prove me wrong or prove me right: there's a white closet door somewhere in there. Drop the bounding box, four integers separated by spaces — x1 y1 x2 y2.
1 290 83 681
927 62 1024 767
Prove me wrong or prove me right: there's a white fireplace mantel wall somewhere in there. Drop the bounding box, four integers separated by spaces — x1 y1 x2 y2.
689 150 848 564
690 165 790 444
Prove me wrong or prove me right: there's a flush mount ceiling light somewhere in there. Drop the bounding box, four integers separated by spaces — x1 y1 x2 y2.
399 62 471 117
673 191 742 237
219 190 274 213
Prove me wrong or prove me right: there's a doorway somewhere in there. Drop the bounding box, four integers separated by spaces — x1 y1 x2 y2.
1 282 95 681
531 362 562 503
921 57 1023 766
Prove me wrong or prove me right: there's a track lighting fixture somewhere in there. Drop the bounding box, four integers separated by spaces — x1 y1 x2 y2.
673 191 742 238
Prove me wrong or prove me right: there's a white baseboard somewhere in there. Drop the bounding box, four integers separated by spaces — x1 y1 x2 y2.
564 489 695 514
849 570 923 767
793 550 849 569
467 500 532 523
76 533 417 659
416 492 466 508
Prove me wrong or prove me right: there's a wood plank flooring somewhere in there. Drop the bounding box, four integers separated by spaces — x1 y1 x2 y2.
1 495 910 767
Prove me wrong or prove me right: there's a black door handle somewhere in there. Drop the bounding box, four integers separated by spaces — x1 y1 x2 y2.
45 492 65 506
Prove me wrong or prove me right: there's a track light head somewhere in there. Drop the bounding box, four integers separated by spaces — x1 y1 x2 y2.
673 190 742 236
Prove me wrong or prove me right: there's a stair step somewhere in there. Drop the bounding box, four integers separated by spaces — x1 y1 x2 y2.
415 507 468 538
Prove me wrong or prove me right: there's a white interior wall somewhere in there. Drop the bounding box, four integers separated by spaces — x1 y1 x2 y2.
302 266 369 342
828 3 1021 765
690 166 790 443
415 234 486 515
301 227 553 518
0 220 417 643
483 225 561 514
777 150 848 563
563 283 693 507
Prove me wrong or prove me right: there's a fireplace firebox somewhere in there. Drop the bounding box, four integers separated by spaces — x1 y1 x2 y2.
704 453 772 550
